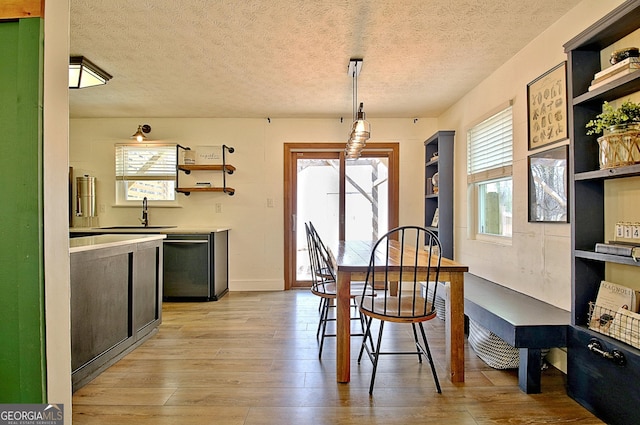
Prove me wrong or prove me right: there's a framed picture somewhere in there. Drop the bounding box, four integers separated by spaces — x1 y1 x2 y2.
431 208 439 227
528 145 568 223
527 62 568 150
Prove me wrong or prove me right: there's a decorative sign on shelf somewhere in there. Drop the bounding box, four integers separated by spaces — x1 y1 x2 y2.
196 145 223 165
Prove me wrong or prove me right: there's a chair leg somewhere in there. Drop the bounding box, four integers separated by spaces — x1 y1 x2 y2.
357 306 367 335
316 298 327 339
369 320 385 395
418 322 441 393
411 323 423 363
318 299 331 358
358 316 374 363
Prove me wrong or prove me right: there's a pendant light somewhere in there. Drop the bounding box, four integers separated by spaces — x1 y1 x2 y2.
345 59 370 159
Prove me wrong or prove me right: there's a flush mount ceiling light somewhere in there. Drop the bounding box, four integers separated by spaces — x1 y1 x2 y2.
131 124 151 142
69 56 112 89
345 59 370 159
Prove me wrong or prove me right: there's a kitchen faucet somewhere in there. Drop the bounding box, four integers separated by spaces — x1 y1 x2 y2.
141 197 149 227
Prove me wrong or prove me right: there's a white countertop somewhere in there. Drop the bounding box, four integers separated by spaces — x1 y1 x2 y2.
70 226 230 235
70 234 167 253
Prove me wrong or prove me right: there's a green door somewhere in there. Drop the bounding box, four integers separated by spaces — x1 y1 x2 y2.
0 17 46 403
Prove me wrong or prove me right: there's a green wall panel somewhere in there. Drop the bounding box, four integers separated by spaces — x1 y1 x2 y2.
0 17 46 403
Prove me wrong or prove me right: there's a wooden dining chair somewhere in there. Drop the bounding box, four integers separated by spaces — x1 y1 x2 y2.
357 225 442 395
304 222 365 358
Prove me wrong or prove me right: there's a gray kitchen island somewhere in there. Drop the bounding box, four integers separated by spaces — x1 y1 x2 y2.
69 234 165 391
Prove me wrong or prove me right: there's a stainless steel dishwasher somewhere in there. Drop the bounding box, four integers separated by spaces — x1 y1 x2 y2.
162 232 229 301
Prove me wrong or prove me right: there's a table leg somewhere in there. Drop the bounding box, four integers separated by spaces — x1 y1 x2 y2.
446 272 465 383
336 270 351 383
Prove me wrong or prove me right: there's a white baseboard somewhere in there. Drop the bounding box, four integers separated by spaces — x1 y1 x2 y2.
229 279 284 291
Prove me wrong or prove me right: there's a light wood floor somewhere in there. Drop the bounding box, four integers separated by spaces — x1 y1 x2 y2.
72 290 602 424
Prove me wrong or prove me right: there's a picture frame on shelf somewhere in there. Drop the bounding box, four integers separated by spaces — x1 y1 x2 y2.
527 62 568 150
527 145 568 223
431 208 439 227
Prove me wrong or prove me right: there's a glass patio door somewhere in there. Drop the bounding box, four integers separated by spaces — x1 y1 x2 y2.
285 144 398 289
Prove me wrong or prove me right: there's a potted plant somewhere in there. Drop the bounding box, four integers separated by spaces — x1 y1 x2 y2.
586 100 640 135
587 100 640 169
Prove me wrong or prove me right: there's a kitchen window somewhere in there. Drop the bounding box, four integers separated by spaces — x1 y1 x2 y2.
115 144 177 204
467 103 513 240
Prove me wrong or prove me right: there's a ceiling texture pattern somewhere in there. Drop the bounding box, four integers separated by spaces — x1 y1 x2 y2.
69 0 581 119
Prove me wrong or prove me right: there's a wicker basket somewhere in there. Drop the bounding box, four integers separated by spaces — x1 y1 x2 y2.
468 319 520 369
597 125 640 169
423 282 447 321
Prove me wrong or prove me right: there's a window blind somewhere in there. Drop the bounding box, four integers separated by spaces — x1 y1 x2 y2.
467 106 513 184
115 144 176 181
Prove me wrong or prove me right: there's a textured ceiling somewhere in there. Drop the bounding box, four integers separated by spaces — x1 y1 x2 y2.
69 0 581 119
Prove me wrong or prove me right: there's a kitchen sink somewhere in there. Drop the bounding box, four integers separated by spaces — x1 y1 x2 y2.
95 225 177 229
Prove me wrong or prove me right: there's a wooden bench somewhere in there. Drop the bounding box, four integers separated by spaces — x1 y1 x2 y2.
463 273 570 394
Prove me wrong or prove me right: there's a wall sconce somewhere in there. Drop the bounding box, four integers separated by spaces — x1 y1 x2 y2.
69 56 112 89
131 124 151 142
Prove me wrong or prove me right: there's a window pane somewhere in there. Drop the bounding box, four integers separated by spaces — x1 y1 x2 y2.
478 178 512 237
124 180 176 201
296 158 340 281
345 157 389 241
115 144 177 202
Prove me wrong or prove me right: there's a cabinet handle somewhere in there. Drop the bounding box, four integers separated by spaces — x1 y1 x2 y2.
164 240 209 244
587 338 626 366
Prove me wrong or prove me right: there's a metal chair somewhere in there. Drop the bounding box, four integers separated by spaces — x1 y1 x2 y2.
304 222 365 358
357 225 442 395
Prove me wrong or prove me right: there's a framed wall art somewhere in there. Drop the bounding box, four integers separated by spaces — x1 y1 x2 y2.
527 62 568 150
527 145 568 223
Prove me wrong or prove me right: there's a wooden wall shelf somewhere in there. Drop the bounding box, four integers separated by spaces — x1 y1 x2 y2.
176 144 235 196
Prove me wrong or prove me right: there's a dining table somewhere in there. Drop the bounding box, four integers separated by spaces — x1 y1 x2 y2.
331 239 469 384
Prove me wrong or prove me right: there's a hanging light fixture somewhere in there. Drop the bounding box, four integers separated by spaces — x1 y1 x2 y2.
131 124 151 142
69 56 112 89
345 59 370 159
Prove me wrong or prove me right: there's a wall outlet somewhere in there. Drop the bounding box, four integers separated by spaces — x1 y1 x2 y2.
215 203 222 213
267 198 274 208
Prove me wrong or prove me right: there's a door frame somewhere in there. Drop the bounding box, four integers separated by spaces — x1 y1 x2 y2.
283 142 400 290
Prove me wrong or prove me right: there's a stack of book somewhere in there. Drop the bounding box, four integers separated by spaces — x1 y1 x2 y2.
595 241 640 261
588 56 640 92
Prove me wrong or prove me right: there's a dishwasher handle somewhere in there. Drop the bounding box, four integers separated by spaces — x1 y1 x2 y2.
164 240 209 244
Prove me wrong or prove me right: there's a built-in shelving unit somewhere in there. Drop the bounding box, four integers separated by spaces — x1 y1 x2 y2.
176 144 235 195
564 2 640 424
424 130 454 259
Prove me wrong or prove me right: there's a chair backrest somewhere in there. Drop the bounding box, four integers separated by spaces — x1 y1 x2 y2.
360 225 442 319
304 222 336 295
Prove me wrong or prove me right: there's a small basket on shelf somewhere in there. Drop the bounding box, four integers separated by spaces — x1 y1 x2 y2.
597 124 640 169
588 302 640 349
586 100 640 169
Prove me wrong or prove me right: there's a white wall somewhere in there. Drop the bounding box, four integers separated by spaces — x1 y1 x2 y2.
44 0 72 421
439 0 626 310
70 117 438 291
